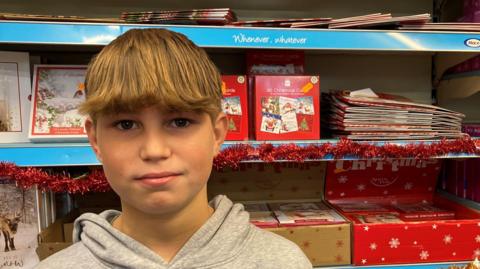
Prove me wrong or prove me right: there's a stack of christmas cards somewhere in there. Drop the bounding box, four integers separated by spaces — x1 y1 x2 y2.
0 51 31 143
242 202 279 228
254 76 320 140
120 8 236 25
29 65 88 141
269 202 347 227
322 88 466 140
221 75 249 141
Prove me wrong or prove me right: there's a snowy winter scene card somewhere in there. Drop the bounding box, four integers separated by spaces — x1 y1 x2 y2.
29 65 87 141
0 179 40 268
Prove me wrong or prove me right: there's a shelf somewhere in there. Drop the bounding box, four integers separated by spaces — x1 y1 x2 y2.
1 139 478 167
315 261 467 269
1 21 480 52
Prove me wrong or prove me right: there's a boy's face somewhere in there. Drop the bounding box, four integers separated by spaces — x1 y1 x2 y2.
85 106 227 215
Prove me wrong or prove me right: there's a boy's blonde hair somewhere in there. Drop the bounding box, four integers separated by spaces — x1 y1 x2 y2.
79 28 222 120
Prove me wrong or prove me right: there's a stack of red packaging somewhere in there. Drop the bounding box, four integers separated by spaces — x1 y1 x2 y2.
221 75 249 141
325 159 480 266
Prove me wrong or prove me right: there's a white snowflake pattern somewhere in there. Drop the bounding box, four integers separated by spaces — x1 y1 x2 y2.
383 190 389 195
432 224 438 230
474 249 480 257
476 235 480 243
477 222 480 227
413 241 418 245
457 224 461 228
361 259 367 264
357 184 366 191
404 226 409 230
369 243 377 250
391 200 398 205
340 192 346 197
364 226 370 232
420 250 429 260
453 252 457 256
338 176 348 184
327 191 333 195
443 235 453 244
381 257 385 262
404 182 413 190
422 200 428 204
389 238 400 249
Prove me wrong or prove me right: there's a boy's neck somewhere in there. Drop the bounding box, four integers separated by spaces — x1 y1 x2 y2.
112 188 214 262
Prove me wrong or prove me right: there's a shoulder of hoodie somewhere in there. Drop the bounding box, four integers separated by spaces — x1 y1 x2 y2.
34 242 108 269
242 225 313 269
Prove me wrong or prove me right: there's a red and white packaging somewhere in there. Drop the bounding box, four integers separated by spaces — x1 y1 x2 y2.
242 202 279 228
253 75 320 140
269 201 347 227
325 159 480 266
221 75 249 141
29 65 88 141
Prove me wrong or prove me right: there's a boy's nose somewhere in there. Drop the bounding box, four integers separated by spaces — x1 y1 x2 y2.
139 130 172 161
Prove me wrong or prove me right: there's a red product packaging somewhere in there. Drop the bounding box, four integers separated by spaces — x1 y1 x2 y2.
246 50 305 75
221 75 249 141
325 159 480 266
254 75 320 140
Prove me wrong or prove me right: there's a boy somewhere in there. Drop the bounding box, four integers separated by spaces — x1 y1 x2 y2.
35 29 312 268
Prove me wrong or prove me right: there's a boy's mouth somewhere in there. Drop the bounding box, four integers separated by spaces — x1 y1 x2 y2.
135 172 182 187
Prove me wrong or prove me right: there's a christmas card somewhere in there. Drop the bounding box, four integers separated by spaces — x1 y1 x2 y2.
0 51 31 143
254 76 320 140
0 179 40 268
221 75 249 140
242 202 278 228
29 65 88 141
269 202 347 227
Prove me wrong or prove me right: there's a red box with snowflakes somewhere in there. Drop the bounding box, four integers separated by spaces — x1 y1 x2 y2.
253 75 320 140
325 159 480 266
221 75 249 141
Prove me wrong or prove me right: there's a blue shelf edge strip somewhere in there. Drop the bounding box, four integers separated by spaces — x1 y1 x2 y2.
0 139 478 167
1 21 480 51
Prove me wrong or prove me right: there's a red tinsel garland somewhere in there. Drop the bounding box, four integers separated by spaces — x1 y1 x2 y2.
1 138 479 194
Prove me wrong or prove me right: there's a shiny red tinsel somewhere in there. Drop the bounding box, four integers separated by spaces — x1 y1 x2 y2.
1 138 478 193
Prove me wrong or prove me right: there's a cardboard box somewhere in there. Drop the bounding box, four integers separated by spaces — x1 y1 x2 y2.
253 75 320 140
63 223 74 243
325 160 480 266
29 65 88 141
208 162 351 267
221 75 249 141
36 211 76 260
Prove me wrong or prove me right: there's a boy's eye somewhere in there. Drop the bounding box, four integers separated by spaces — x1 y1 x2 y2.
170 118 191 128
115 120 137 130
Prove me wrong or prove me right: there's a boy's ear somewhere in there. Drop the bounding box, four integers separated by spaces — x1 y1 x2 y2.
213 112 228 156
85 117 103 163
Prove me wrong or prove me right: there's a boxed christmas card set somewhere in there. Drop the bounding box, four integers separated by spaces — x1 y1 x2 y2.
0 51 32 143
325 159 480 266
221 75 249 141
208 162 351 266
29 65 88 141
253 75 320 140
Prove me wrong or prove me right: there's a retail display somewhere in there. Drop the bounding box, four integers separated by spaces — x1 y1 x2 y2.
0 51 31 143
221 75 249 141
29 65 88 141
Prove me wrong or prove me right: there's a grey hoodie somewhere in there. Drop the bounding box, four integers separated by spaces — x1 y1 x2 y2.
35 195 312 269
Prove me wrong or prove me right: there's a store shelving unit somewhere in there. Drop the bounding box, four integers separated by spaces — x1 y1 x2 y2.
0 13 479 269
